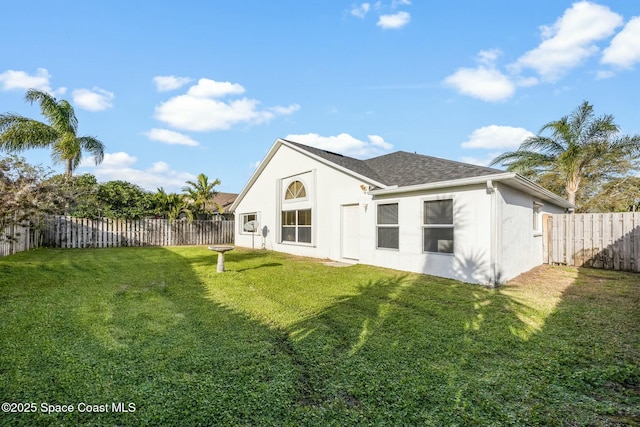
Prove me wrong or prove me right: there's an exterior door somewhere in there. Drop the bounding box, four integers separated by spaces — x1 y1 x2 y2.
341 204 360 260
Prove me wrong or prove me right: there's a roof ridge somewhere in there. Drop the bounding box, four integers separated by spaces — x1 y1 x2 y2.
368 150 502 172
282 138 504 188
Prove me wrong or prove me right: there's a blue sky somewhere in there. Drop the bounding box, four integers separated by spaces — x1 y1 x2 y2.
1 1 639 193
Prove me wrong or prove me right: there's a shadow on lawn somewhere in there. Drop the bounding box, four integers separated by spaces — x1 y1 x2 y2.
235 262 283 272
0 247 299 427
177 247 276 272
3 247 637 426
273 261 639 425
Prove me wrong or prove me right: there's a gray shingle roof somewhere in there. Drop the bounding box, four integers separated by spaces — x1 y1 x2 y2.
283 140 386 184
284 140 503 188
364 151 503 187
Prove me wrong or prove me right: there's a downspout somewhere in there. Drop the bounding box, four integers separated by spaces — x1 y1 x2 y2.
486 180 497 287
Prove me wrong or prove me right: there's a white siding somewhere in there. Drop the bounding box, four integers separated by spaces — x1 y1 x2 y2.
360 185 494 284
234 144 371 260
234 141 569 285
496 184 565 282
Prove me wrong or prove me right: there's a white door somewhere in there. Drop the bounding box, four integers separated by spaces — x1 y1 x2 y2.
341 204 360 260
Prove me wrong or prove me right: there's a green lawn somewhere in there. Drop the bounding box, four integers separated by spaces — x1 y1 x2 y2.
1 247 638 426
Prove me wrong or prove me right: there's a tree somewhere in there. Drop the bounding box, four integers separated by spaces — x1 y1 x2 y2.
152 188 191 221
0 89 105 176
44 173 101 218
181 173 220 217
97 180 155 219
582 176 640 212
491 101 640 208
0 155 62 237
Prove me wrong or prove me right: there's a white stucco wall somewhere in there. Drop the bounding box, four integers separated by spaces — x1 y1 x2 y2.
360 185 494 284
234 142 569 285
234 144 371 260
495 184 566 282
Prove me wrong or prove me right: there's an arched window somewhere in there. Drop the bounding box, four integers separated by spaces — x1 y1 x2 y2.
285 180 307 200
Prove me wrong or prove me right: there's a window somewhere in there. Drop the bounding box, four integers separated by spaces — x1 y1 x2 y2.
241 212 257 233
285 180 307 200
282 209 312 243
423 199 453 253
533 202 543 232
377 203 399 249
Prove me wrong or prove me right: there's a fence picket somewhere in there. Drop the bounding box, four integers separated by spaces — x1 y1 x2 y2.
18 216 235 250
547 212 640 272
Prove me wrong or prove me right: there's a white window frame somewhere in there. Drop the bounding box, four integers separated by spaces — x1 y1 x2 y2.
533 201 543 235
281 208 312 245
376 201 399 250
240 212 259 235
422 198 454 254
283 179 309 203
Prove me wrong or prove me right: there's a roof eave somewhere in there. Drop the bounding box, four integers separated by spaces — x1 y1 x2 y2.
229 139 283 212
369 172 574 209
229 138 388 212
279 139 388 189
368 173 516 195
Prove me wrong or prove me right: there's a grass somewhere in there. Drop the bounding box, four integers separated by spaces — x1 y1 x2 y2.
1 246 638 426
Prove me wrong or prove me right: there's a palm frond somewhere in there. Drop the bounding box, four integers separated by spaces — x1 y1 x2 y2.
77 136 106 165
0 115 59 151
519 135 565 156
490 150 555 174
25 89 78 134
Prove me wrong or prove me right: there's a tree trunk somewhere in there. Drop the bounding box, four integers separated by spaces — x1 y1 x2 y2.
65 159 73 177
566 174 580 207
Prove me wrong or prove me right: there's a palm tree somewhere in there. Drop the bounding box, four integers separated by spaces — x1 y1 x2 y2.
181 173 220 215
0 89 105 176
153 188 192 222
491 101 640 207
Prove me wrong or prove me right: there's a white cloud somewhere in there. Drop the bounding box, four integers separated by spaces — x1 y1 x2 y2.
460 152 503 167
391 0 411 6
595 70 616 80
145 128 199 146
367 134 393 149
270 104 301 115
477 49 502 65
186 78 245 98
153 75 193 91
351 3 370 18
444 66 515 102
80 151 136 168
72 87 114 111
601 16 640 69
155 78 299 132
79 151 196 192
444 50 516 102
461 125 535 150
0 68 54 92
377 11 410 29
148 161 170 173
285 133 393 158
510 1 623 81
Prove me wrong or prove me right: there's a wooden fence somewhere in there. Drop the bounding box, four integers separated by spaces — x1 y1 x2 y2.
0 223 44 257
544 212 640 272
0 216 235 256
41 216 235 248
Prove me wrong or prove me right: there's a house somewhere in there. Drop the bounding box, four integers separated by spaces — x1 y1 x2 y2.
209 192 238 220
230 138 573 285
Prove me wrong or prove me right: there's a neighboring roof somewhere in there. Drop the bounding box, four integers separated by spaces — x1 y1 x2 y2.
209 192 238 213
229 138 573 212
